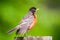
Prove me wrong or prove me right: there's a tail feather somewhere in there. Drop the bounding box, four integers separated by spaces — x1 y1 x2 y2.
7 28 17 34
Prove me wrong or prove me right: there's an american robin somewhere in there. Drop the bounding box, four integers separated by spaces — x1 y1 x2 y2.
8 7 38 35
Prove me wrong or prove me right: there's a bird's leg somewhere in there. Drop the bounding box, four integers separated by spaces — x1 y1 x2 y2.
15 33 20 37
23 31 29 36
21 32 28 37
26 30 31 36
24 33 26 37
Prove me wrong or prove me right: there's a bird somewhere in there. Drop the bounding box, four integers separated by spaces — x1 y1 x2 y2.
8 7 38 35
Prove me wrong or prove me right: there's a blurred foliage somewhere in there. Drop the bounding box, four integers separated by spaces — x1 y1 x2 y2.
46 0 60 8
0 0 60 40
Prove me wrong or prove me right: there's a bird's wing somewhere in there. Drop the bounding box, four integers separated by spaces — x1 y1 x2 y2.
7 12 34 34
17 13 34 34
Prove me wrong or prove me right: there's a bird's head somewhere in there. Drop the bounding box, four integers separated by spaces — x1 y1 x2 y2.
29 7 39 15
29 7 36 15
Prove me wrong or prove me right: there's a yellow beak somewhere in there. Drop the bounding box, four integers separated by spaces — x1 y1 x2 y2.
36 8 39 11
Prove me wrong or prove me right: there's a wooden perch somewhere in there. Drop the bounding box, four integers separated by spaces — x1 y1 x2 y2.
14 36 52 40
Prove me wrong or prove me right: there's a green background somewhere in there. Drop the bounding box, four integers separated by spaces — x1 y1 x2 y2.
0 0 60 40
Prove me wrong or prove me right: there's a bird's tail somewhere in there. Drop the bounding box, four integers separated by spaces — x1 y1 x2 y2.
7 27 17 34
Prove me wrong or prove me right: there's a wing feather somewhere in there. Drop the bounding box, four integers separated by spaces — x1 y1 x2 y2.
18 12 34 34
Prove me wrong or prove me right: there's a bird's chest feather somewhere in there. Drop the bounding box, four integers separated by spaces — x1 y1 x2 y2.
28 13 37 30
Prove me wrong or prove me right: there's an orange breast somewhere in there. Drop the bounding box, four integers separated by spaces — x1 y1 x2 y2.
28 13 37 30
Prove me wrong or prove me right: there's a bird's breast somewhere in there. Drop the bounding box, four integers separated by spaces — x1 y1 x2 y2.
28 13 37 30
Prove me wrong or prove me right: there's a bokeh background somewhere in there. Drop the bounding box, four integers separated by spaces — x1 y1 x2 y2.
0 0 60 40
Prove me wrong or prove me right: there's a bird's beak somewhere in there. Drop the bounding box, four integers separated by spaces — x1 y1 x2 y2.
36 8 39 11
